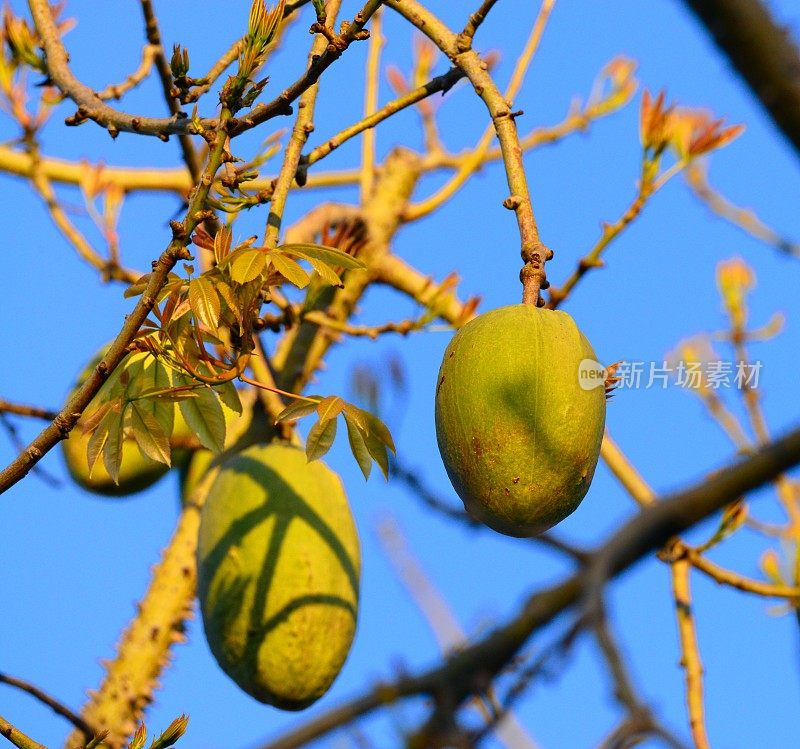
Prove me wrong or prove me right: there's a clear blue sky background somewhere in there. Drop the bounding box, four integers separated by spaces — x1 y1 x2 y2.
2 1 800 748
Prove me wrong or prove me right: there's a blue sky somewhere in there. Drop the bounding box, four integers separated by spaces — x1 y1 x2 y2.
2 1 800 748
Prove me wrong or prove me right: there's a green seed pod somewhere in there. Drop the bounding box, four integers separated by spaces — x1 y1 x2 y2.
197 442 360 710
434 304 606 537
62 351 171 497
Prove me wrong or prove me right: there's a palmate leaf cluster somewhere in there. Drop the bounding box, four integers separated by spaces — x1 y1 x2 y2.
81 229 395 484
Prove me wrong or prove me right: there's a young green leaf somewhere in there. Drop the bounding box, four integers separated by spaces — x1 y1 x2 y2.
362 428 390 480
275 398 320 423
306 416 337 462
189 276 222 331
278 243 366 270
102 407 126 485
349 404 396 453
306 257 343 287
87 731 110 749
135 386 200 402
130 402 172 466
269 253 311 288
124 272 182 300
216 379 243 415
128 724 146 749
696 500 747 553
214 225 232 265
149 714 189 749
86 406 115 478
214 280 238 316
178 383 226 452
138 357 175 435
229 248 268 284
343 410 371 480
316 395 345 423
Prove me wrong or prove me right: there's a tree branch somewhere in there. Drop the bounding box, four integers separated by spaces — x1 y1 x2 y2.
679 0 800 158
29 0 209 138
0 400 57 421
0 716 46 749
228 0 386 136
385 0 551 304
0 673 95 737
139 0 202 179
0 105 233 495
260 423 800 749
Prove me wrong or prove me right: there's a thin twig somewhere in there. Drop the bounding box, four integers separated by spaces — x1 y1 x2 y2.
0 400 57 420
0 673 96 737
139 0 202 179
360 7 383 201
671 560 710 749
301 66 463 169
30 0 209 138
386 0 551 305
404 0 555 223
95 44 157 101
229 0 386 136
0 716 46 749
684 161 800 256
259 424 800 749
263 1 347 247
461 0 503 42
28 153 140 284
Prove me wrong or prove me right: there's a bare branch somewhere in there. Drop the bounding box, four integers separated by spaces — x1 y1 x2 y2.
0 400 57 421
680 0 800 157
29 0 209 138
0 672 96 737
139 0 202 178
95 44 157 101
260 424 800 749
0 715 46 749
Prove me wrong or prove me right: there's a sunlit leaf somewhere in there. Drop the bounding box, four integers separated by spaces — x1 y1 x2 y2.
270 253 311 288
189 276 222 331
316 395 345 423
228 248 268 284
214 225 233 265
363 428 389 480
216 380 243 415
86 405 115 478
135 386 199 402
343 411 371 480
150 714 189 749
138 357 174 435
101 407 126 484
178 380 226 452
349 404 396 453
130 402 171 466
306 257 343 287
215 280 238 315
278 243 366 270
275 398 320 423
306 416 337 462
81 399 114 434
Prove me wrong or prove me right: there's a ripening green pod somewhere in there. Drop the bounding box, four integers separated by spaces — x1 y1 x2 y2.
434 304 606 537
178 395 255 506
197 442 360 710
61 351 176 496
